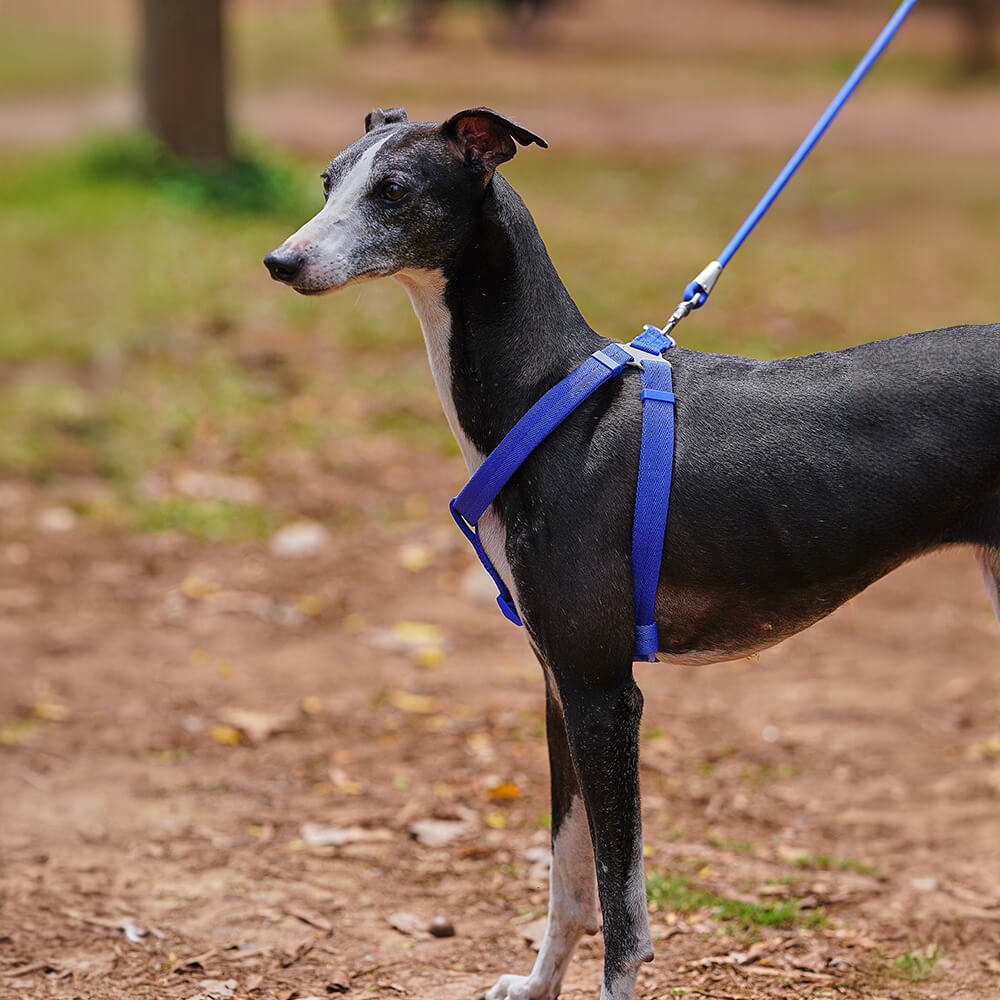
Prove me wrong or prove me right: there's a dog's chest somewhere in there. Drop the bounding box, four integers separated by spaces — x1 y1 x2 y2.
395 268 521 615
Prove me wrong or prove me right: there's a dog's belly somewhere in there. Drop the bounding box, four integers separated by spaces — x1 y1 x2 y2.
653 570 888 666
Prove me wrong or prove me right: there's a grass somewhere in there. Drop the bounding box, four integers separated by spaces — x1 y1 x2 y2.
791 853 878 877
645 871 826 934
894 945 943 982
705 833 755 855
2 130 1000 541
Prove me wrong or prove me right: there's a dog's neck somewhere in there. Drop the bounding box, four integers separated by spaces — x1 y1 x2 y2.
395 174 600 470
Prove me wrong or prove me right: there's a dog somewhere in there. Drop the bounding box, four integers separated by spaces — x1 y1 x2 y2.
264 106 1000 1000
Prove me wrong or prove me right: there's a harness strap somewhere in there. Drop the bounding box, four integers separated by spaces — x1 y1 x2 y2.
632 356 675 661
450 328 676 661
450 340 635 626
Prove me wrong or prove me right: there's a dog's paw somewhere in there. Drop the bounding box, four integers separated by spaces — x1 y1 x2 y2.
478 973 552 1000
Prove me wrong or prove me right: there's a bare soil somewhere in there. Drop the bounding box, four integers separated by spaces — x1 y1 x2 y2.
2 456 999 1000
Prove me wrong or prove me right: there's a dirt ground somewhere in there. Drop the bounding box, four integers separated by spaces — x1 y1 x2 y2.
2 449 999 1000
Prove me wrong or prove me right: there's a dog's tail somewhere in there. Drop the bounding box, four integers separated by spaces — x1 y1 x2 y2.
976 546 1000 625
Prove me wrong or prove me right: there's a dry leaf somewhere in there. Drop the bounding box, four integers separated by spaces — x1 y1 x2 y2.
483 811 507 830
300 823 392 847
389 911 431 939
519 917 548 951
324 967 351 993
399 543 433 573
385 689 437 714
409 818 474 847
488 781 522 801
211 725 243 747
218 706 297 744
182 576 221 600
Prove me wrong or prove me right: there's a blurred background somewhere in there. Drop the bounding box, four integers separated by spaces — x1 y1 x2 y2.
3 2 1000 998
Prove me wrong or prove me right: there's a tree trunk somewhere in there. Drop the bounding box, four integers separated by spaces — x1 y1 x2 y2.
141 0 229 164
955 0 997 75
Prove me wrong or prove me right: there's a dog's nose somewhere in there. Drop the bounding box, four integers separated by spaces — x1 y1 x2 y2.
264 247 304 283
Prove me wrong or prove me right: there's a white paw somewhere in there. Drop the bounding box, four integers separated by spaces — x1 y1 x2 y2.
480 973 552 1000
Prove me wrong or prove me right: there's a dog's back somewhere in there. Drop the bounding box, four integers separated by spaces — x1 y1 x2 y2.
656 324 1000 659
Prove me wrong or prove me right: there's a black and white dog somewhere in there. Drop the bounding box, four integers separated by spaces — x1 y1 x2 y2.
265 107 1000 1000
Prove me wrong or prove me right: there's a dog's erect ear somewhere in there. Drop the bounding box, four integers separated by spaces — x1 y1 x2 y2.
365 107 408 132
443 107 547 173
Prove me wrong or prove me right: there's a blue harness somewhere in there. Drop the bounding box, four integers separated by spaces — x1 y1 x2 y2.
450 325 676 663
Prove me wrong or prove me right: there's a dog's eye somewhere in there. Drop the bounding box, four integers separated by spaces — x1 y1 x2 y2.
321 175 331 201
380 181 407 203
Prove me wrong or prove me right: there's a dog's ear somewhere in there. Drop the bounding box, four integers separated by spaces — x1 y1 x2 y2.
365 107 408 132
443 108 547 174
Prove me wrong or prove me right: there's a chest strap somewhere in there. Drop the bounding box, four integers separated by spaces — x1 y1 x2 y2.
449 326 677 663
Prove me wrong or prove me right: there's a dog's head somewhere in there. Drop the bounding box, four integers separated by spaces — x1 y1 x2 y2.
263 107 546 295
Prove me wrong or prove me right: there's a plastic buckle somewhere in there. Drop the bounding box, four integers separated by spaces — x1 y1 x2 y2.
630 324 676 357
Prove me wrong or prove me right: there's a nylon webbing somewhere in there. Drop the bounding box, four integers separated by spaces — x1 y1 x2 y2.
450 331 676 661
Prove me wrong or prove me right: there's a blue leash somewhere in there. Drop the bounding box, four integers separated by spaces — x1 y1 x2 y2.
663 0 920 336
450 1 918 661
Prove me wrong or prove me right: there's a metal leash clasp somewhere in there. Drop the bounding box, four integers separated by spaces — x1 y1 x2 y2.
661 259 724 338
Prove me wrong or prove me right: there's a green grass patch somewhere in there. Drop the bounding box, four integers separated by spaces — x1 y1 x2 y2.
645 872 826 934
81 132 310 217
706 833 756 855
128 497 281 543
894 945 943 982
791 853 879 877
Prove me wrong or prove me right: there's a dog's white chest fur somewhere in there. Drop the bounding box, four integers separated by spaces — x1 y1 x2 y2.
394 269 520 616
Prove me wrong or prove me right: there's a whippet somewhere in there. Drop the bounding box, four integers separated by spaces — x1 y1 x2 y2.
264 106 1000 1000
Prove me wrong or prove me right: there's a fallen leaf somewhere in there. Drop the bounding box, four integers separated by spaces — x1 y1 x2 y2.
122 922 147 943
366 622 448 666
385 689 437 714
389 912 431 939
295 593 324 617
182 576 221 600
300 823 393 848
193 980 237 1000
409 818 475 847
488 781 522 801
218 706 297 744
398 543 433 573
301 695 325 715
519 917 548 951
210 724 243 747
324 966 351 993
33 696 70 722
483 811 508 830
285 906 333 932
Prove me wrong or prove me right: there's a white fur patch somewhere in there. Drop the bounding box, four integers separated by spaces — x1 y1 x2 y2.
483 796 598 1000
283 135 392 284
395 268 522 621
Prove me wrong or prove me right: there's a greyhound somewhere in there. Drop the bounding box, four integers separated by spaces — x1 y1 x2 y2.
264 106 1000 1000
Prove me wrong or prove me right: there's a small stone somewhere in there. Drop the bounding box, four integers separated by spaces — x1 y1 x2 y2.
428 915 455 938
268 521 330 558
35 506 76 533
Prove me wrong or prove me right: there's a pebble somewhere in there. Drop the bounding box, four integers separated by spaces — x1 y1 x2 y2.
268 521 330 558
428 915 455 938
35 506 77 533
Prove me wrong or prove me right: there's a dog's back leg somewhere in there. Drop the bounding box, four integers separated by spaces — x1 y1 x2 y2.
555 667 653 1000
976 546 1000 624
482 671 600 1000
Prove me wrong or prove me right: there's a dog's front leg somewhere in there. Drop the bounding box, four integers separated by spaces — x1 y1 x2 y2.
558 670 652 1000
482 674 599 1000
